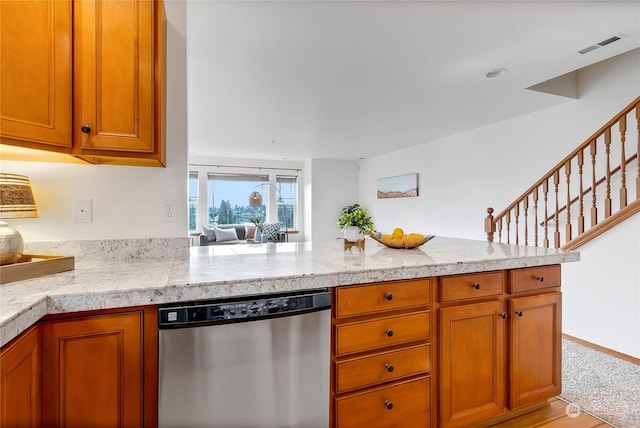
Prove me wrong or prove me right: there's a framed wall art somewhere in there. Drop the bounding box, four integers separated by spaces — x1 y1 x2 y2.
377 173 419 199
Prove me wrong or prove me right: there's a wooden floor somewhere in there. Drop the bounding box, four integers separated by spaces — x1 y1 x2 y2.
489 398 615 428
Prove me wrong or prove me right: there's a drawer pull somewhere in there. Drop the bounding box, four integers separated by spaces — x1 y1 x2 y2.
385 363 395 373
385 329 394 337
384 292 393 301
81 125 91 134
536 276 545 282
472 283 481 290
515 310 523 317
498 312 508 319
384 400 394 410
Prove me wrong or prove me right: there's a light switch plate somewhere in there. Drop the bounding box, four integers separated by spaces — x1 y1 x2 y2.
74 198 92 223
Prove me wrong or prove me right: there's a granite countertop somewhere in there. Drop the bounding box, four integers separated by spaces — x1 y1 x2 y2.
0 236 579 347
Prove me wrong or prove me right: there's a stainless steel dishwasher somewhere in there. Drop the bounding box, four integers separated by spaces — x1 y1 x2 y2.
158 288 332 428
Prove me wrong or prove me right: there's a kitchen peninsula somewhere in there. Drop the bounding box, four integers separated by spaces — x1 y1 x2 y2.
0 236 579 427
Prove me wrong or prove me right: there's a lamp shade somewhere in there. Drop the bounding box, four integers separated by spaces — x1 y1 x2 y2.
248 191 263 207
0 173 38 218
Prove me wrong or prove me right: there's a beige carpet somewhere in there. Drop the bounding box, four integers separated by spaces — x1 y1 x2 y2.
560 339 640 428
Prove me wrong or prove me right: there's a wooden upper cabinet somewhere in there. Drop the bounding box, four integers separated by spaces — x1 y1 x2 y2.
0 325 41 428
0 0 72 149
0 0 165 166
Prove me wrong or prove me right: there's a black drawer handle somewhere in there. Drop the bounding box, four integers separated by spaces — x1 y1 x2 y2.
81 125 91 134
498 312 507 319
384 400 394 410
515 310 523 317
385 329 394 337
384 293 393 301
536 276 545 282
385 364 394 373
472 283 481 290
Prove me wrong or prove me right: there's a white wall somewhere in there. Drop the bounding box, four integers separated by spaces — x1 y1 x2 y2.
358 48 640 357
563 213 640 358
307 159 360 242
0 1 189 242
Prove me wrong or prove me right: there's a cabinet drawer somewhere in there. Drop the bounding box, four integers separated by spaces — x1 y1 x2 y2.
336 279 431 318
336 312 430 356
336 376 430 428
440 271 503 302
509 265 561 293
336 344 430 393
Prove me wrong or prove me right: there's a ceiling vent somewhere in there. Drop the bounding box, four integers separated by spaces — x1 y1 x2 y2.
578 35 623 54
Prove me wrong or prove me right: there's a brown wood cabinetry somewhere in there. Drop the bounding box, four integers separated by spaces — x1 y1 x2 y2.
438 265 562 428
0 0 165 167
0 325 41 427
332 278 433 428
40 306 158 427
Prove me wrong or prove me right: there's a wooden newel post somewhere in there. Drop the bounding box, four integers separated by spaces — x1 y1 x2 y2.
485 207 495 242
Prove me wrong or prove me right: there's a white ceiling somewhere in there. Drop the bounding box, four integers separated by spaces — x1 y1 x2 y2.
186 1 640 161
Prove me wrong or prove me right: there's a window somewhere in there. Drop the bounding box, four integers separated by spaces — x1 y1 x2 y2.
207 174 267 225
276 175 297 230
188 172 198 231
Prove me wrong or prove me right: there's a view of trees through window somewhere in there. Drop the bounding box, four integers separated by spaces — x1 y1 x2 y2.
189 170 299 232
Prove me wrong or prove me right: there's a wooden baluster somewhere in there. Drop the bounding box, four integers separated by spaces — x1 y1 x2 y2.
498 217 503 243
590 140 598 227
636 103 640 200
523 196 529 246
553 170 560 248
577 150 585 234
604 128 612 218
485 207 495 242
506 210 511 244
619 115 627 208
543 178 549 249
533 187 539 247
514 203 520 245
565 160 572 243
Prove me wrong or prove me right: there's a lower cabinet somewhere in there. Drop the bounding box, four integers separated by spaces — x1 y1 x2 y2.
0 325 41 427
40 307 158 427
438 267 562 428
332 278 433 428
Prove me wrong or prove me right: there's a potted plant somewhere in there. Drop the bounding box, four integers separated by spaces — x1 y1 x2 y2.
247 213 265 241
337 203 375 242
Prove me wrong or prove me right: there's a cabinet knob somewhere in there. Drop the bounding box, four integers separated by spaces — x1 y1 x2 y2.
384 293 393 301
81 125 91 134
385 364 394 373
384 400 394 410
536 276 545 282
515 310 523 317
385 329 394 337
499 312 507 319
472 283 481 290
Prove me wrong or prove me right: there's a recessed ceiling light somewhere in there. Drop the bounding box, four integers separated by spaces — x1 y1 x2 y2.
485 68 507 78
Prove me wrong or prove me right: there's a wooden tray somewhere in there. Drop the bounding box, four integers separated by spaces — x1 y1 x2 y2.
0 254 75 284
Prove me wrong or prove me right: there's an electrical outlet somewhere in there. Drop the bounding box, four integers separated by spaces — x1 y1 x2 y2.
163 201 177 222
74 198 92 223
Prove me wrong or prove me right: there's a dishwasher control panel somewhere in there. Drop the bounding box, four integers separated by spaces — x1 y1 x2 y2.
158 289 331 328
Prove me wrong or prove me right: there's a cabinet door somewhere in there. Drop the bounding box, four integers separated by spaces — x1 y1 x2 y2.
439 301 506 428
509 292 562 408
0 0 71 148
73 0 155 154
41 311 147 427
0 325 41 427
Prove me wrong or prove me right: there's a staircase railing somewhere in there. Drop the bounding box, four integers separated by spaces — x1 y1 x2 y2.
485 96 640 250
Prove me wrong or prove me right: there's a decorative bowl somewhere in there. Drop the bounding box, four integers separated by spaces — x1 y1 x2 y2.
370 232 435 249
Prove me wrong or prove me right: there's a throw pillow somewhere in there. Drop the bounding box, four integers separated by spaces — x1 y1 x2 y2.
262 222 281 241
214 226 239 242
245 224 256 240
202 225 216 242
